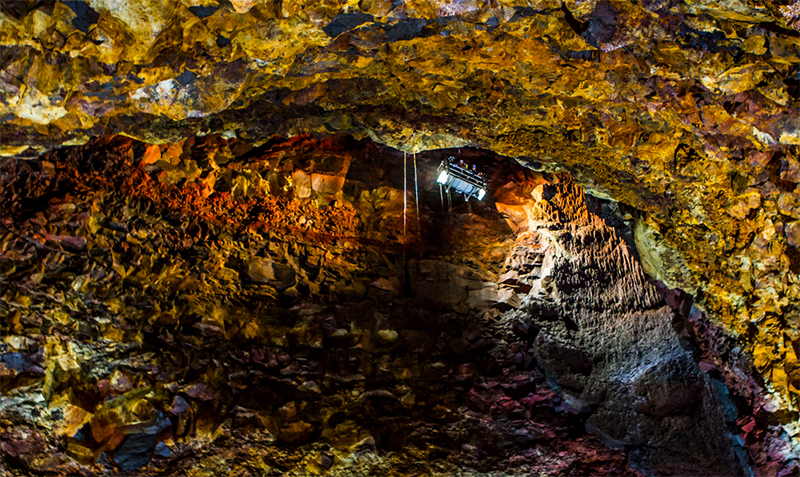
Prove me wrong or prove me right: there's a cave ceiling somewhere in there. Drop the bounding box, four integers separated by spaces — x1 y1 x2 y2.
1 0 800 473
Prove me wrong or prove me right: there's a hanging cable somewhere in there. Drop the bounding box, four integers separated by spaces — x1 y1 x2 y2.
403 151 409 297
413 152 420 237
439 183 445 217
403 151 407 240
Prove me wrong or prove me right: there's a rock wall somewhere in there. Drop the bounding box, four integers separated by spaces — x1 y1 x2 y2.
1 1 799 426
0 135 781 475
494 174 755 475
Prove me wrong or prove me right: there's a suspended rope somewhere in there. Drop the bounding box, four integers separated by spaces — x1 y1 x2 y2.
439 183 445 217
413 152 420 237
403 151 408 240
402 151 410 297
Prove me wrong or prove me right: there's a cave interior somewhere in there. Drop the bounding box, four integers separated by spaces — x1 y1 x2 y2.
1 1 800 476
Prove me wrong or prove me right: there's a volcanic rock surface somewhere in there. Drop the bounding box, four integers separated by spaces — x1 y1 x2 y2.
2 0 800 475
0 134 787 475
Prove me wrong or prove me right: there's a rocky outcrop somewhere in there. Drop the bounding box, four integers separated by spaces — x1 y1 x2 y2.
0 134 784 475
494 173 755 475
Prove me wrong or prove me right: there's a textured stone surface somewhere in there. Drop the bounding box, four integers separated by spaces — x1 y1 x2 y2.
2 0 800 472
494 175 752 475
0 134 774 475
0 2 799 422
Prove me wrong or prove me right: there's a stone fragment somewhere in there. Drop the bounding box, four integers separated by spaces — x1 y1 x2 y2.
311 173 345 195
113 432 158 471
292 170 312 199
110 369 133 393
786 221 800 248
376 329 398 343
248 257 275 282
353 435 376 453
781 154 800 183
300 380 321 393
55 405 93 437
778 193 800 219
140 145 161 167
729 190 761 220
280 421 313 444
229 0 259 13
370 277 397 292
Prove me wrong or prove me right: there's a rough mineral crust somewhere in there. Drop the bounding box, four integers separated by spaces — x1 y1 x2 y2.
1 1 800 423
2 0 800 473
0 134 793 475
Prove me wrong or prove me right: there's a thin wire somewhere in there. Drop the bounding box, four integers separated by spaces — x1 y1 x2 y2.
403 151 408 297
413 152 420 237
439 183 445 216
403 151 407 240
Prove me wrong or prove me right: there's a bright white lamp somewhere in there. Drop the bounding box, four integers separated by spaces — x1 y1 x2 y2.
436 171 448 184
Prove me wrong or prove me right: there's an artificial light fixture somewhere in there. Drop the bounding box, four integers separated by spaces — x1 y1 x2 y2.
436 170 449 184
477 188 486 201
